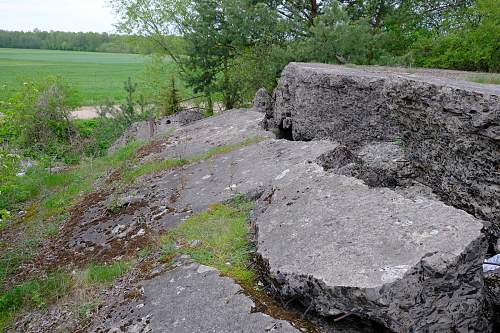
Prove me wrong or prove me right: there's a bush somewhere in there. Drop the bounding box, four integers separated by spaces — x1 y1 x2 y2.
411 0 500 72
1 77 81 162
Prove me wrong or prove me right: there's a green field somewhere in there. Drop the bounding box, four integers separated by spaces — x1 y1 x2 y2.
0 48 174 105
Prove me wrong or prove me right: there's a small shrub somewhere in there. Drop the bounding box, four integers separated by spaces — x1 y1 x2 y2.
4 78 79 160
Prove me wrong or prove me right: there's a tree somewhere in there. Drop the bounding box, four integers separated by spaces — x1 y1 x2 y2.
109 0 189 64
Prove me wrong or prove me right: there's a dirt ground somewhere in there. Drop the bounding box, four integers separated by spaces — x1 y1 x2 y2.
71 102 225 120
71 106 99 119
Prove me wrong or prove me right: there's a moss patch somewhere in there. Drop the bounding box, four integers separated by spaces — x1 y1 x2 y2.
160 195 255 284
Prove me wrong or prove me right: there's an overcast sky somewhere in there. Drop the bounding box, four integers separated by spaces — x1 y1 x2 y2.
0 0 116 33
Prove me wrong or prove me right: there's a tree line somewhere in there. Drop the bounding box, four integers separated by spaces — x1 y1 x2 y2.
110 0 499 113
0 29 186 54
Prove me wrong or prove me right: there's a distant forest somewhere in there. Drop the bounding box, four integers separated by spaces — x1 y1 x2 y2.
0 30 185 54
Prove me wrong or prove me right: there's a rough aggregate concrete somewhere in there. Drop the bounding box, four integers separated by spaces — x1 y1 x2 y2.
14 106 495 332
254 167 490 332
103 108 493 333
254 87 273 114
263 62 499 232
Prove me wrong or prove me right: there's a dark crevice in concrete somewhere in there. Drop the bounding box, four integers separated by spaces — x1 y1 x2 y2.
275 124 294 141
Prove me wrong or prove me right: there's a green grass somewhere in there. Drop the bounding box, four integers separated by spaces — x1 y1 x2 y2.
0 140 144 214
83 261 131 284
161 195 255 284
466 74 500 85
0 272 71 330
0 48 178 105
0 260 130 330
0 141 145 286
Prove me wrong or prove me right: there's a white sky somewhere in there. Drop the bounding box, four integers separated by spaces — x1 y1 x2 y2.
0 0 116 33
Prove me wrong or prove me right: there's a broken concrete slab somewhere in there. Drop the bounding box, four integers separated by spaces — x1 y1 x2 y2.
90 262 300 333
315 142 415 188
254 164 490 332
147 109 274 162
111 138 338 235
253 87 273 114
263 62 500 228
36 109 337 268
110 110 205 153
14 105 494 332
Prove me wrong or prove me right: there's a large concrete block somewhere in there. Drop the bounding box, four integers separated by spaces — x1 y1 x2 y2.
255 167 490 332
263 63 499 230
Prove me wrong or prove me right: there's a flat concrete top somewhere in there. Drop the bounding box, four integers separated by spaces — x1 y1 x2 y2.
289 62 500 96
89 262 300 332
142 264 299 332
256 168 484 289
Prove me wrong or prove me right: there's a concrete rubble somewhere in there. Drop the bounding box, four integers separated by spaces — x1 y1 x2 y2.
13 65 498 332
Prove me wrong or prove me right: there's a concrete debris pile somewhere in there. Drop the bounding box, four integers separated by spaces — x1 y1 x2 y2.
18 64 498 333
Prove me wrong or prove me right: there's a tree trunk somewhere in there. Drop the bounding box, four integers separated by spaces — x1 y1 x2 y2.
223 56 232 110
205 91 214 116
310 0 318 21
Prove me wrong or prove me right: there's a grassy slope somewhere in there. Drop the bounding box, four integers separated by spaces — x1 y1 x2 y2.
0 48 175 105
0 136 267 328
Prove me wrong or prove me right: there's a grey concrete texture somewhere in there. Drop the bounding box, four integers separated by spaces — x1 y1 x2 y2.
28 106 493 332
253 87 273 114
109 110 205 153
146 108 274 162
113 137 339 235
91 262 299 333
254 165 490 332
262 62 499 233
57 109 338 266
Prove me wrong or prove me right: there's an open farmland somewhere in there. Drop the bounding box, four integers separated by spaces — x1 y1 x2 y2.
0 48 177 105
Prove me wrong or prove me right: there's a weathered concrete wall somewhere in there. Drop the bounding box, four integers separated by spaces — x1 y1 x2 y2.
263 63 500 229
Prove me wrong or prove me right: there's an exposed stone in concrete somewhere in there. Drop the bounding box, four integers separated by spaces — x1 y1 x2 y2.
254 165 490 332
254 88 273 114
485 271 500 327
91 262 299 333
263 62 499 232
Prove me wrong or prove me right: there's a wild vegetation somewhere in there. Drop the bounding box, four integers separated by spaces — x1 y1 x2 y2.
111 0 500 111
0 260 132 330
0 0 498 330
160 195 255 284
